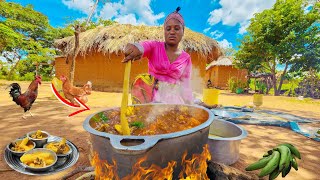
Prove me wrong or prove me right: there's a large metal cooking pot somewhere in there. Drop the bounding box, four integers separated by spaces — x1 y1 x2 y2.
83 103 215 179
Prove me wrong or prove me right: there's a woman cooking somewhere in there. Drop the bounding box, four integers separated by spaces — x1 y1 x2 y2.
123 7 217 108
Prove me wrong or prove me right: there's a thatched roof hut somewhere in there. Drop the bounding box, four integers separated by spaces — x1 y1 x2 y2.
54 24 223 92
206 56 233 70
206 56 247 89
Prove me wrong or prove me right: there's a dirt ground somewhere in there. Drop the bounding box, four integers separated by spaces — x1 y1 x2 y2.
0 80 319 180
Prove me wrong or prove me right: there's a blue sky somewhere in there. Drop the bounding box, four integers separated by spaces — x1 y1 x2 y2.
8 0 278 50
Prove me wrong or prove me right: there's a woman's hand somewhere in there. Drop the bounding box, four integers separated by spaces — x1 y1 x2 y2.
122 43 143 63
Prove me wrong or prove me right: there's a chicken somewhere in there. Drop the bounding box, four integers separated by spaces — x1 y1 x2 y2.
8 75 42 119
60 75 92 106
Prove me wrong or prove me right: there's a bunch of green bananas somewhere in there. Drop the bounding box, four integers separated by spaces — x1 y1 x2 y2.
245 143 301 180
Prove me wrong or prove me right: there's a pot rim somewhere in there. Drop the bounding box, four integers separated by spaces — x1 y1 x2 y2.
208 119 248 141
83 103 214 152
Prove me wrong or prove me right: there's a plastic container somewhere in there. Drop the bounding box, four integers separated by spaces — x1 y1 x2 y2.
236 88 244 94
253 94 263 108
203 88 220 105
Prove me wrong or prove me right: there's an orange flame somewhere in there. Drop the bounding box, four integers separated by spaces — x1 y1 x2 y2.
91 152 119 180
91 145 210 180
179 144 211 180
122 156 176 180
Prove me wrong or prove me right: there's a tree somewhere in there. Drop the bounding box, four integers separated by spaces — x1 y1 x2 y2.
67 0 115 84
0 2 49 79
0 23 23 51
0 2 73 80
235 0 320 95
67 0 98 85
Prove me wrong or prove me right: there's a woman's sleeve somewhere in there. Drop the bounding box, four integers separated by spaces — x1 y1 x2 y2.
181 57 193 104
139 41 158 59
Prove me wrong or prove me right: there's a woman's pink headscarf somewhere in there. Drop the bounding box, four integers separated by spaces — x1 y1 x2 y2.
164 7 184 27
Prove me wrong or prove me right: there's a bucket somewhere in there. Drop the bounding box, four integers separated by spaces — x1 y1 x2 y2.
236 88 244 94
203 88 220 105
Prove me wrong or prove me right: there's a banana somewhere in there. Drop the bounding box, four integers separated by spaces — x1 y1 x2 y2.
283 147 292 172
263 150 274 157
281 161 292 177
259 151 280 177
291 156 298 171
245 155 273 171
269 169 281 180
279 143 301 159
275 145 291 171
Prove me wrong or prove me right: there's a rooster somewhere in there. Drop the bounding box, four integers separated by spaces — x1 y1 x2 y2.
60 75 92 106
8 76 42 119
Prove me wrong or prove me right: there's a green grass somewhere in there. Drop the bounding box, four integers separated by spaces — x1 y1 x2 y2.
249 80 299 96
286 97 320 105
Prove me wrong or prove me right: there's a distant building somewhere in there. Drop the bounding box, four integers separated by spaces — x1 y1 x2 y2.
206 56 247 89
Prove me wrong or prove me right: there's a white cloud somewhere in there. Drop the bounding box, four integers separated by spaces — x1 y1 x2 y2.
203 27 211 33
100 0 164 25
210 30 224 39
62 0 95 15
62 0 164 25
99 2 121 20
208 9 223 25
208 0 276 34
218 39 233 49
238 21 250 35
114 14 138 25
75 17 87 23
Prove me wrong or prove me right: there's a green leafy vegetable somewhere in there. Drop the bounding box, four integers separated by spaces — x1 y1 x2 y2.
92 113 109 122
98 112 109 122
92 116 100 122
130 121 145 128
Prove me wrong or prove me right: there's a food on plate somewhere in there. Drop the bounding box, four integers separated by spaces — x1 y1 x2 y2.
11 137 34 152
45 138 70 154
30 130 48 139
20 151 55 168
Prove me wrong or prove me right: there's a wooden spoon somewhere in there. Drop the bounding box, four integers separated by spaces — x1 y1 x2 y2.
120 61 131 135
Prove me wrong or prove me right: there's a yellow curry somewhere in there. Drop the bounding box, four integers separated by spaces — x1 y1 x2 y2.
92 105 208 136
20 152 55 168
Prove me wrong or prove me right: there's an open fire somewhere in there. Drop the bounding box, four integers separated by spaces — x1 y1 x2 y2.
91 144 211 180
